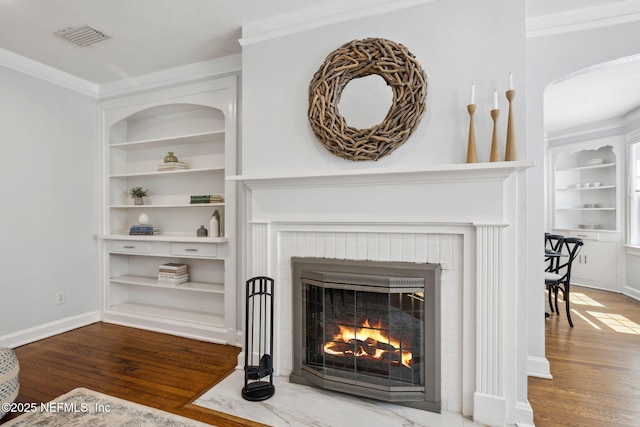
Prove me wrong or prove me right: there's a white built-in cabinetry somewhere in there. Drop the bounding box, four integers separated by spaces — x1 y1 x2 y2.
99 77 238 343
548 137 623 292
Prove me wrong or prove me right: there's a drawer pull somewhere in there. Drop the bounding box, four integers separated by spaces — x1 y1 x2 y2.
576 234 588 238
124 245 135 249
184 248 198 252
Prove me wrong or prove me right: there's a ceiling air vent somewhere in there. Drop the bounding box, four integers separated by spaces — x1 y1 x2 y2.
55 24 110 46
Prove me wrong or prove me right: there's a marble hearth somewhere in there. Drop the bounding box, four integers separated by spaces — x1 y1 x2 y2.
232 162 534 427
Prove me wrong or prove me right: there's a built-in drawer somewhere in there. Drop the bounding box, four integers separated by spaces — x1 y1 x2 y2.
110 240 151 254
170 242 217 257
569 230 599 241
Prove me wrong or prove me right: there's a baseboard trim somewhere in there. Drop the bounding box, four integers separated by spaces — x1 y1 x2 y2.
0 311 101 348
527 355 553 379
623 286 640 302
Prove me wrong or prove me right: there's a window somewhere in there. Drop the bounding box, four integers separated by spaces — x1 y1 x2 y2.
629 141 640 246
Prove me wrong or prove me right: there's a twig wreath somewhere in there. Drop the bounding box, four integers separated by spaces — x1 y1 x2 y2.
308 38 427 161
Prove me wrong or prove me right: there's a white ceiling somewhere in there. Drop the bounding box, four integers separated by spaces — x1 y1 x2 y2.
0 0 638 132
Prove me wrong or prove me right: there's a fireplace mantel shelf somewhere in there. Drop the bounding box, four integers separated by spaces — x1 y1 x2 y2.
229 160 534 188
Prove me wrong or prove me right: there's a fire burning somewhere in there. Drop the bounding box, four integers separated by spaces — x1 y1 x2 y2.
324 319 413 368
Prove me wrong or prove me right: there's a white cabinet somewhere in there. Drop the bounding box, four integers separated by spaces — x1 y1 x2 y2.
99 77 238 344
567 232 619 292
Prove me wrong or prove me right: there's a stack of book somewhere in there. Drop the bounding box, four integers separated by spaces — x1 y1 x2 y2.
129 224 160 235
158 263 189 285
157 161 188 171
190 194 224 204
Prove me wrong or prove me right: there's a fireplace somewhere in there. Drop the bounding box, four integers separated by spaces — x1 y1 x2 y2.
290 258 440 412
235 161 534 426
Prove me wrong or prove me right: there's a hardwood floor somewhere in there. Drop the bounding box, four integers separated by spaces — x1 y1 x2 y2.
529 285 640 427
4 287 639 426
1 323 265 426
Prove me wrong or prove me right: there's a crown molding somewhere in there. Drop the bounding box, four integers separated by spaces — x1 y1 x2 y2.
97 54 242 99
0 48 241 100
240 0 435 47
0 48 98 97
527 2 640 38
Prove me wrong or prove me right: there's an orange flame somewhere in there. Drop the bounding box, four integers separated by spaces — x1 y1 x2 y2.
323 319 412 368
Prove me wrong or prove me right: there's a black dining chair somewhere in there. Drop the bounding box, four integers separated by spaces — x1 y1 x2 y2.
544 233 565 274
544 237 583 327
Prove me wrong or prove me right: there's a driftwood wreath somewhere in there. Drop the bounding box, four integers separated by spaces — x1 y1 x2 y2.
308 38 427 161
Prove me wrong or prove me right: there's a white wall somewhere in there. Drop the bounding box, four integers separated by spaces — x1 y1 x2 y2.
241 0 526 174
0 66 99 343
526 20 640 376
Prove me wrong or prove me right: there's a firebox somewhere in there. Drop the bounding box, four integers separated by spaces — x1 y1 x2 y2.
290 258 440 412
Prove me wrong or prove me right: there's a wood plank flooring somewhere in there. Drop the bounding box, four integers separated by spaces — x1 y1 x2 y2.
3 286 639 426
1 323 265 426
529 285 640 427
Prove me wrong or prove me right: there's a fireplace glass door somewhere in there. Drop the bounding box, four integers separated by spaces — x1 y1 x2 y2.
303 280 424 392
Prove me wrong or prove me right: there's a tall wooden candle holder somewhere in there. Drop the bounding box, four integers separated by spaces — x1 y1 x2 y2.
466 104 477 163
490 109 501 162
505 89 516 161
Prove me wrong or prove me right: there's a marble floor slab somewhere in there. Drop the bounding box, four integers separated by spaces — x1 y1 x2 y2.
193 370 482 427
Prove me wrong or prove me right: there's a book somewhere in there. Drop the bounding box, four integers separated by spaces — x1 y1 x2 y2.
190 194 224 204
159 262 187 270
130 225 158 231
158 277 189 285
158 273 189 280
129 225 159 235
157 162 188 171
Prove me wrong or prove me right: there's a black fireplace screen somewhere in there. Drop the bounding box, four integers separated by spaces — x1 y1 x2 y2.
303 282 424 391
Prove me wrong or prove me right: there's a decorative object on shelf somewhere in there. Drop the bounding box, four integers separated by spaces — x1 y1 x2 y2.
489 90 501 162
129 224 159 235
242 276 275 401
209 210 220 237
308 37 427 161
158 151 188 171
158 262 189 285
164 151 179 163
129 186 148 205
505 73 517 161
466 84 477 163
197 225 208 237
137 212 150 225
190 194 224 204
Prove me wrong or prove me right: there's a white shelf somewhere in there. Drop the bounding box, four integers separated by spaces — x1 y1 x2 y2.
110 203 225 209
555 185 615 191
107 302 224 327
109 130 224 150
557 163 615 172
104 234 228 243
556 207 615 211
111 275 224 293
109 167 224 179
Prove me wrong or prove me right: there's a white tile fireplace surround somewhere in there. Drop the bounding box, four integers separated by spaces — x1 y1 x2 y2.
232 161 534 427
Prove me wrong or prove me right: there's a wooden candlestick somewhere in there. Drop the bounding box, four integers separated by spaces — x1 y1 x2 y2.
505 89 516 161
490 109 501 162
466 104 477 163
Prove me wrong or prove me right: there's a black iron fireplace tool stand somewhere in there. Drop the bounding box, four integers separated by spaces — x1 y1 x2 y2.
242 276 275 401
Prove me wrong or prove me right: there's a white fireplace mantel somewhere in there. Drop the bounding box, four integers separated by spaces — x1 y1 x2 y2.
229 160 534 188
235 160 534 427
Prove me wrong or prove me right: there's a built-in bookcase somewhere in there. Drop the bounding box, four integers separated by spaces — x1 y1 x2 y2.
99 77 237 343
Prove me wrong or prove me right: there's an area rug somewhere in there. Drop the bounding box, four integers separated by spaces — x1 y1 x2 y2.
3 387 213 426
